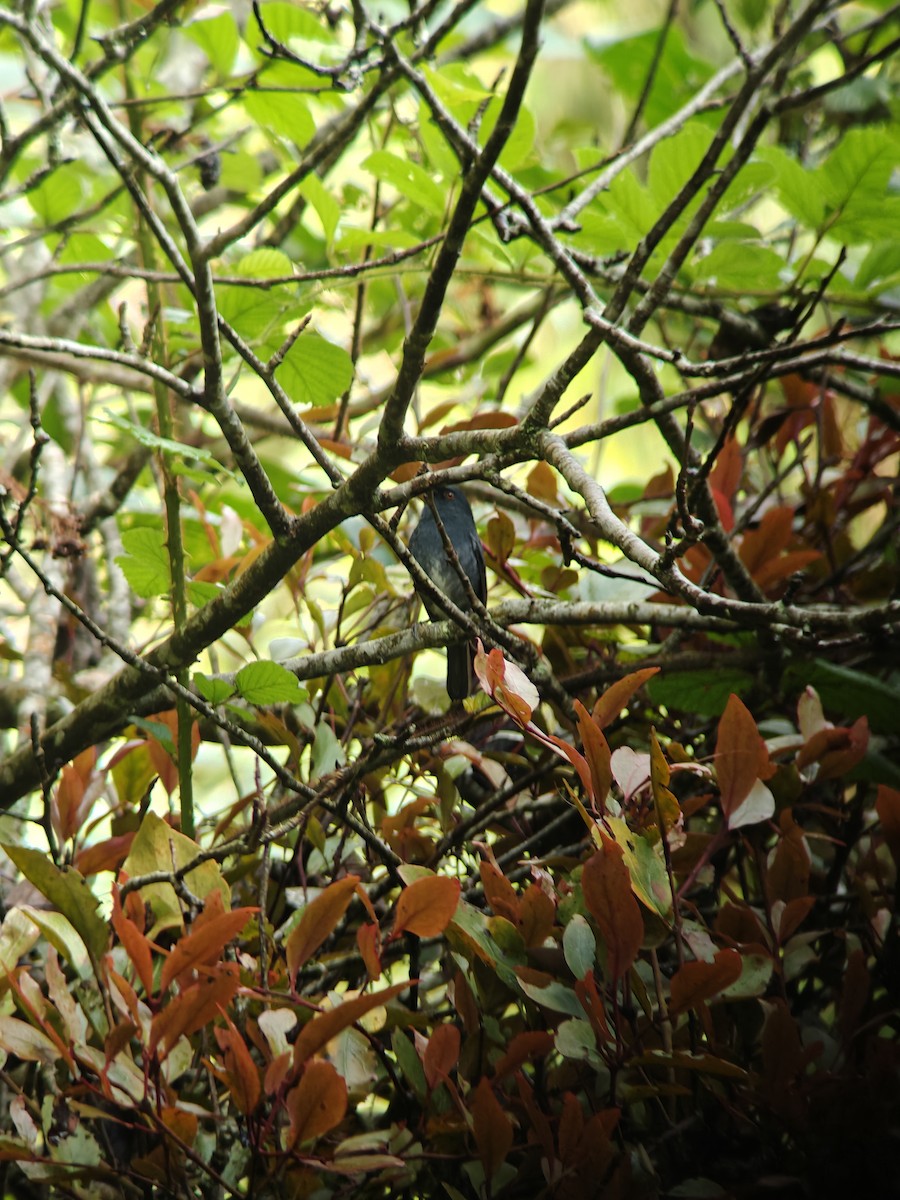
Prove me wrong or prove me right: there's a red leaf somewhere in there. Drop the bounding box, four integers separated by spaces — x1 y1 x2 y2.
286 875 360 983
669 949 742 1014
470 1077 513 1179
581 836 643 982
392 875 460 939
422 1023 460 1090
286 1059 348 1145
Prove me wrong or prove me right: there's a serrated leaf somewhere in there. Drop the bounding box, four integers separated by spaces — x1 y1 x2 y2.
278 332 354 407
100 410 229 474
235 660 305 704
115 526 171 598
194 673 235 705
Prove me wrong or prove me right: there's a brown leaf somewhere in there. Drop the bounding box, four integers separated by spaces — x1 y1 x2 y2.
669 949 742 1014
287 1059 348 1145
518 885 556 948
286 875 360 982
876 785 900 869
160 907 256 994
592 668 660 730
797 717 869 781
581 836 643 982
215 1020 261 1115
293 982 408 1067
485 512 515 566
470 1077 513 1179
527 460 559 503
716 694 773 822
575 700 612 811
111 887 154 998
356 922 382 979
149 965 241 1057
392 875 460 939
422 1023 460 1090
492 1031 555 1080
480 862 520 924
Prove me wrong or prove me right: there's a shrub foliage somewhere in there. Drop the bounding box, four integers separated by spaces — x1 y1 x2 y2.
0 1 898 1197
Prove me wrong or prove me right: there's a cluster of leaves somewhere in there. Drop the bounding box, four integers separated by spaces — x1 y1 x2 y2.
0 0 899 1196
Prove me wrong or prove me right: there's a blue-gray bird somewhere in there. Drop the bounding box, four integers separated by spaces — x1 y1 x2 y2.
408 486 487 700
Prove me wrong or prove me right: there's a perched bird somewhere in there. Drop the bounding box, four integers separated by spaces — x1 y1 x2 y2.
408 485 487 700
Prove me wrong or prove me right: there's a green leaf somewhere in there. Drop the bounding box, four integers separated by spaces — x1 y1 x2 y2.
759 145 827 229
235 660 306 704
648 668 754 718
277 332 354 407
100 410 229 475
115 526 171 599
781 660 900 735
184 5 239 77
27 163 89 224
2 845 108 964
555 1017 603 1068
300 174 341 244
242 89 315 146
562 914 596 979
517 977 584 1016
122 812 230 936
248 1 333 46
194 673 236 705
647 124 712 210
362 150 446 218
692 241 785 290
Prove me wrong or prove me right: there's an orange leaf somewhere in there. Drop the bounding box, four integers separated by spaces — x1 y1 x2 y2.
575 700 612 811
592 668 660 730
356 922 382 979
286 1059 347 1146
111 888 154 998
669 949 742 1014
470 1077 513 1179
422 1023 460 1090
485 512 516 566
293 982 408 1067
716 694 773 823
160 908 257 994
581 836 643 982
392 875 460 939
215 1020 261 1115
286 875 360 983
149 965 241 1057
527 460 559 504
